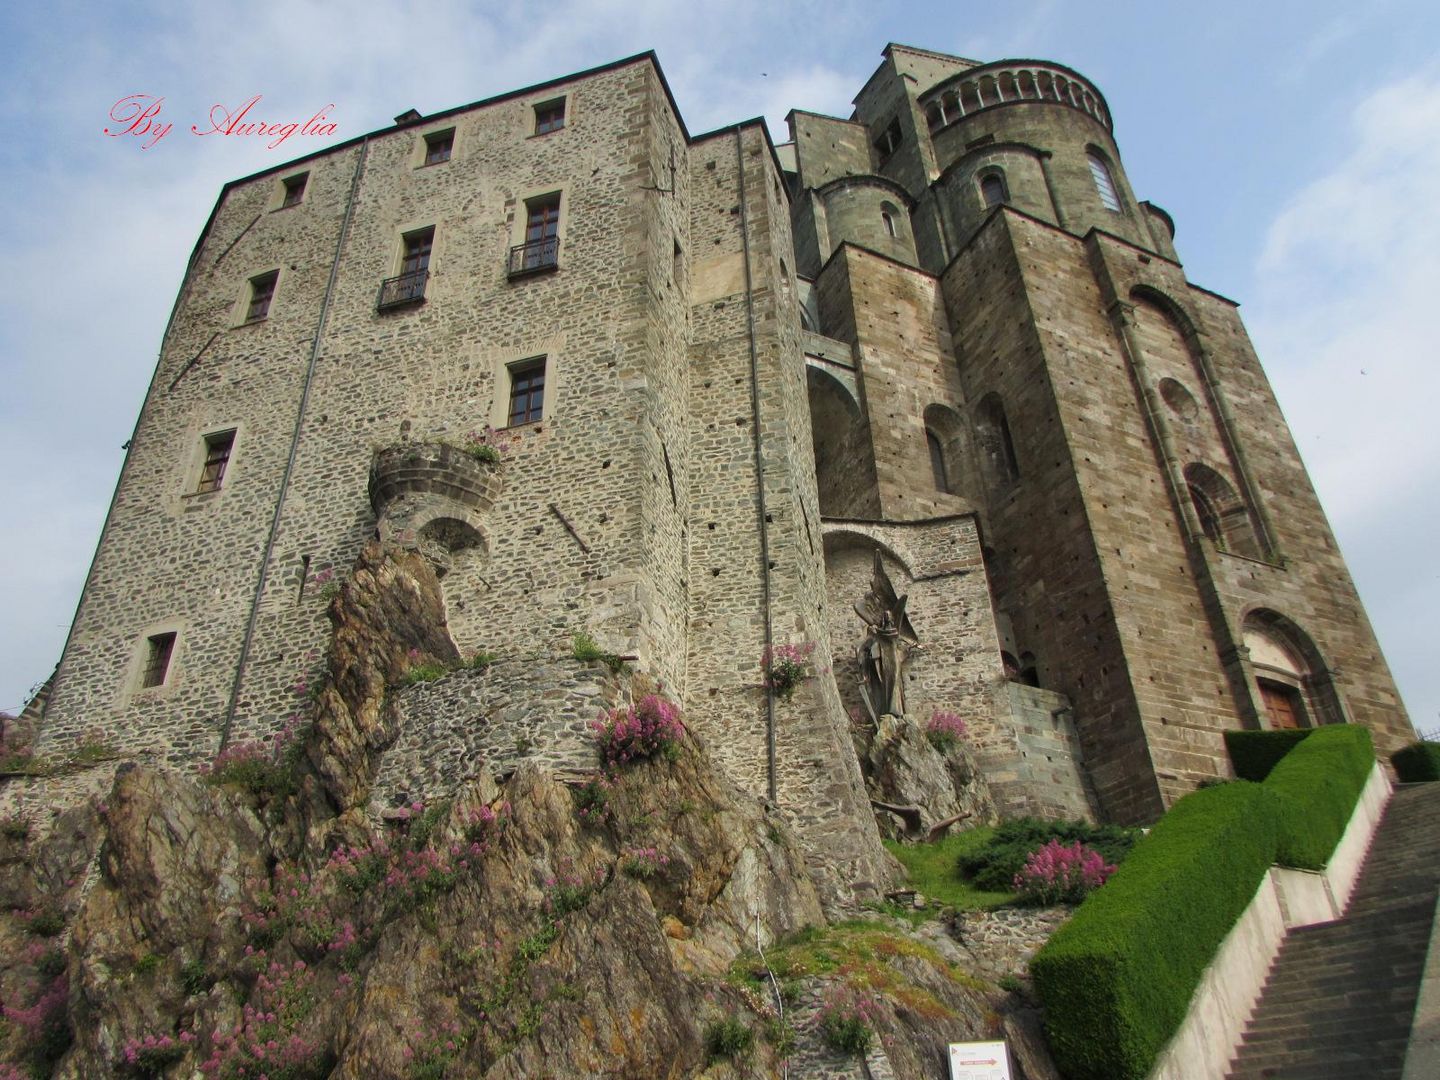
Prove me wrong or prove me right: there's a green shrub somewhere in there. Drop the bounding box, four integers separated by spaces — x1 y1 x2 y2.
957 817 1141 892
705 1017 754 1060
572 632 626 674
1030 782 1278 1080
1392 741 1440 783
1223 729 1313 781
1265 724 1374 869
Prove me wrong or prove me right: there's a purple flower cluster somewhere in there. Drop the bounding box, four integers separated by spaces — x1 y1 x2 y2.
1012 839 1117 905
925 710 968 751
591 694 685 767
761 641 816 700
121 1031 190 1072
199 959 326 1079
816 985 879 1056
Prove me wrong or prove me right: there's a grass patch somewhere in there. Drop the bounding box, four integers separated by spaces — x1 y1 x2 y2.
730 919 987 1023
884 827 1017 911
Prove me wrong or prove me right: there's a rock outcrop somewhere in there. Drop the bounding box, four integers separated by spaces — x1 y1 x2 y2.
0 543 1043 1078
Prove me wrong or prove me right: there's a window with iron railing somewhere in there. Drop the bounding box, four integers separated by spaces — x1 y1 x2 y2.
378 228 433 309
509 194 561 276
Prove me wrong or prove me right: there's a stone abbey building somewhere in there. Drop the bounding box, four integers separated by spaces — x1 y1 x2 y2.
37 44 1413 898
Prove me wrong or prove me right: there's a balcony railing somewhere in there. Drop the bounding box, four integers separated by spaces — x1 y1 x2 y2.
377 269 428 311
508 237 559 277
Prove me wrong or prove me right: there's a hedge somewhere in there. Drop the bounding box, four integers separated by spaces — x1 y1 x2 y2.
1392 741 1440 783
1264 724 1374 869
1029 782 1279 1080
1223 728 1313 782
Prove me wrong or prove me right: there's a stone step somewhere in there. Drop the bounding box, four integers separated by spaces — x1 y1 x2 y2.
1223 782 1440 1080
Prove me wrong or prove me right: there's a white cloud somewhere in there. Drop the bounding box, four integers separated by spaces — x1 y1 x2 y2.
1249 70 1440 729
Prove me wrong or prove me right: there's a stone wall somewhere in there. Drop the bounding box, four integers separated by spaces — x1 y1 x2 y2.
42 59 687 768
370 658 621 810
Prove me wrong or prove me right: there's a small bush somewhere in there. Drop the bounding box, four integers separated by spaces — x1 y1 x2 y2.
0 813 30 841
573 775 615 824
1224 728 1313 781
957 817 1140 892
816 986 876 1056
1030 782 1279 1080
1392 740 1440 783
204 741 295 799
572 632 626 674
1266 724 1374 869
461 426 507 464
705 1017 754 1060
1012 839 1116 905
36 948 66 979
761 641 815 701
120 1032 187 1075
133 952 162 975
25 906 65 937
397 663 448 686
621 846 670 880
925 710 967 752
180 958 211 996
465 650 497 671
592 695 684 767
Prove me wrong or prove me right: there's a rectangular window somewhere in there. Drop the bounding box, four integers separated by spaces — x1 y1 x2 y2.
507 358 546 426
281 173 307 208
141 632 176 689
196 429 235 493
401 228 434 276
245 271 277 322
534 99 565 135
509 194 561 275
423 129 453 165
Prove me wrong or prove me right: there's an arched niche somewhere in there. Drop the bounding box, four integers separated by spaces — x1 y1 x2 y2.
1242 609 1346 729
923 403 969 499
808 366 880 518
1183 462 1261 559
974 392 1020 490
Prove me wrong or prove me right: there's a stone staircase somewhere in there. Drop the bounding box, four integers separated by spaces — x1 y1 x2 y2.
1226 782 1440 1079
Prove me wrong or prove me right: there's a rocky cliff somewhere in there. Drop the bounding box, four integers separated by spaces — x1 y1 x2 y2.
0 543 1048 1079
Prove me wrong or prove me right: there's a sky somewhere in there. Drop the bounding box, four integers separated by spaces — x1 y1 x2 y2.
0 0 1436 734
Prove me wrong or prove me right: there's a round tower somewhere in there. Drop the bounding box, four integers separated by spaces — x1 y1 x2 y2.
919 60 1176 259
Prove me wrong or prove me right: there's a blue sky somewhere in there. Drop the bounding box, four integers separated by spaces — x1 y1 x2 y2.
1 0 1436 735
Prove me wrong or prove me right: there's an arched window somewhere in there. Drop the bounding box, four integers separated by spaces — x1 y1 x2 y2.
880 202 899 238
925 102 944 131
979 171 1006 209
1183 462 1261 559
927 429 949 493
1087 151 1122 212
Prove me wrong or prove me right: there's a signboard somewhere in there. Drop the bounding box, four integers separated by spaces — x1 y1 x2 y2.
947 1041 1013 1080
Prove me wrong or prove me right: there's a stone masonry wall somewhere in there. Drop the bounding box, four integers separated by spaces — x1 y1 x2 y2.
940 210 1162 824
42 60 685 769
683 124 895 905
370 658 621 811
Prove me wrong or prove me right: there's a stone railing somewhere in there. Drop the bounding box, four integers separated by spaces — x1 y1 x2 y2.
920 61 1111 135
